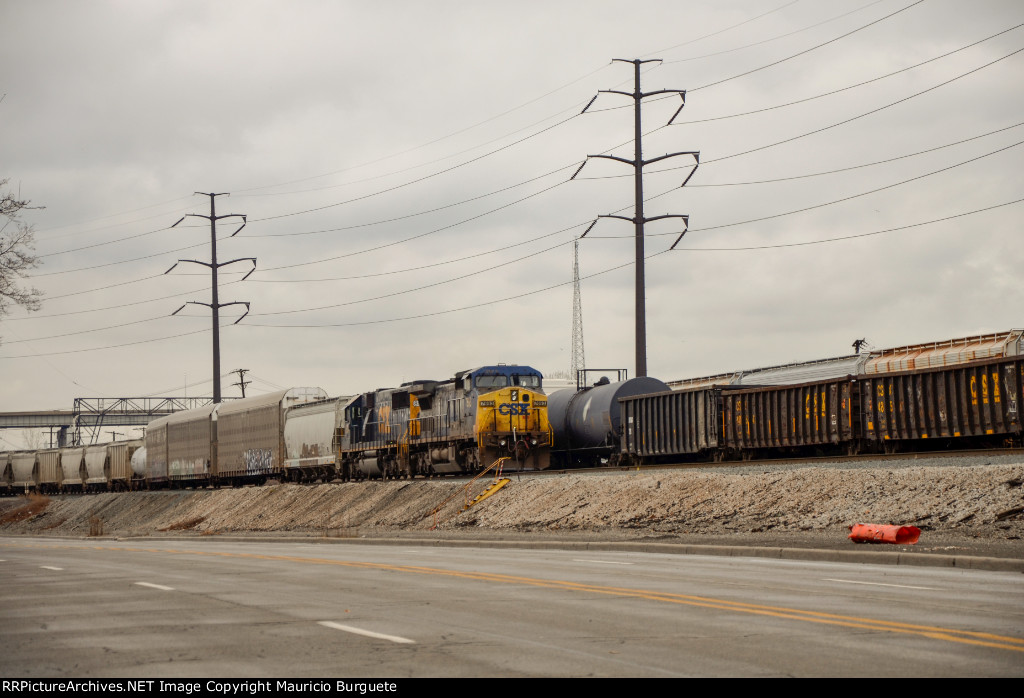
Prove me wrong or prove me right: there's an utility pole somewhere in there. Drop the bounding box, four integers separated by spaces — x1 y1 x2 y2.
573 58 699 377
231 368 251 398
570 240 586 383
166 193 256 403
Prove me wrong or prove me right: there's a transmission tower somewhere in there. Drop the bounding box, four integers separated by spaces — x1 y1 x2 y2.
573 58 699 377
570 239 586 382
166 192 257 403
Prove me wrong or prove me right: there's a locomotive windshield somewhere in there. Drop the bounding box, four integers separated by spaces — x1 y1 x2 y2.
474 374 541 389
475 375 508 389
512 374 541 388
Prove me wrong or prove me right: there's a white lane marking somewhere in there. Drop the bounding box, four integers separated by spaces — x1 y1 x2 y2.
573 559 634 565
823 578 938 591
318 621 415 644
40 566 63 571
135 582 175 591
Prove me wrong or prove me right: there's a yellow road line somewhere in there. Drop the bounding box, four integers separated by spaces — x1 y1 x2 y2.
5 541 1023 652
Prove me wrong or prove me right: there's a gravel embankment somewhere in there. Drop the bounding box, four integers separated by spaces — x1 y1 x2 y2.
1 455 1022 560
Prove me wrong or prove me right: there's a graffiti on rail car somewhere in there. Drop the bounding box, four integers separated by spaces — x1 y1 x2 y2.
244 448 273 475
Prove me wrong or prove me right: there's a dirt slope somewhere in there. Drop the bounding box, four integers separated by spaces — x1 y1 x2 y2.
2 461 1022 555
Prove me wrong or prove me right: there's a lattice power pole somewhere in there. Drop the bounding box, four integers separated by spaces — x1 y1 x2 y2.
166 193 256 403
570 239 586 381
573 58 699 377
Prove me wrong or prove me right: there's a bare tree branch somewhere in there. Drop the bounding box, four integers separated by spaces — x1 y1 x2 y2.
0 178 43 332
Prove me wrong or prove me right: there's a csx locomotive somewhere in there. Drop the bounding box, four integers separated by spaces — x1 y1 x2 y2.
339 364 551 479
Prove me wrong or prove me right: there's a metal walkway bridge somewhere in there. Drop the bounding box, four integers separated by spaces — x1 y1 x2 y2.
0 397 217 447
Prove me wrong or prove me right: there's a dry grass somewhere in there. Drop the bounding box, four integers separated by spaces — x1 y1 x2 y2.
158 515 206 532
0 494 50 524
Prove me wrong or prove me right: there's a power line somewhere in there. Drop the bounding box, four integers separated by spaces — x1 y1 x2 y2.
17 134 1016 337
0 325 213 359
675 198 1024 252
689 0 926 92
698 44 1024 166
258 177 569 273
643 0 802 57
658 0 886 64
20 120 1020 331
236 197 1024 332
19 28 1020 331
596 137 1024 239
651 23 1024 129
6 197 1019 358
34 31 1016 284
2 284 226 321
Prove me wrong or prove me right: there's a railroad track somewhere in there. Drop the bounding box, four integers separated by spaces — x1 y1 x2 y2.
435 446 1024 483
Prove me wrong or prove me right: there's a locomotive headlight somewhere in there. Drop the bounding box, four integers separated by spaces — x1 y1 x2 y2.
531 438 537 446
500 439 507 447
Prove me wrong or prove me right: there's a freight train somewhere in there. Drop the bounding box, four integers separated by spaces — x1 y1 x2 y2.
550 355 1023 467
1 364 552 493
3 356 1021 495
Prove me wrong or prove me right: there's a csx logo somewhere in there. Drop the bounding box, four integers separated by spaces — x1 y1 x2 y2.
498 403 530 416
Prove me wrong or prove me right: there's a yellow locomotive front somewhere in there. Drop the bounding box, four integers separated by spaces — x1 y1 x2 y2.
472 368 552 471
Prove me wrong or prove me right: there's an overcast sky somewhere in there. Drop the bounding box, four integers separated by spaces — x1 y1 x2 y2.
1 0 1022 447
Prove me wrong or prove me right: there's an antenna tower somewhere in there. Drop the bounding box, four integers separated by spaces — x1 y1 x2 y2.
571 239 586 380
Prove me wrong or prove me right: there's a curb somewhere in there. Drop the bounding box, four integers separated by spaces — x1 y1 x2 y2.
115 534 1024 573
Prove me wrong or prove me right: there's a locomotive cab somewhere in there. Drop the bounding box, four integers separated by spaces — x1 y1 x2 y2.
465 365 552 471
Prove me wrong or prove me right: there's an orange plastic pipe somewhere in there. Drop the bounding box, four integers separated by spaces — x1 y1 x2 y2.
848 523 921 545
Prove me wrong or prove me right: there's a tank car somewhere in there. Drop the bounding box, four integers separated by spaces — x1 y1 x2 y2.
129 445 147 489
340 365 552 478
548 375 670 467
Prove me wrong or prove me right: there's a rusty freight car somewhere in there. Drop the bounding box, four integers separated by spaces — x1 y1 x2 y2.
619 387 721 464
859 356 1022 450
720 378 857 458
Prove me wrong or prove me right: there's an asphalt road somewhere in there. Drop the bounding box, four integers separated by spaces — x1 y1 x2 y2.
1 536 1022 677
